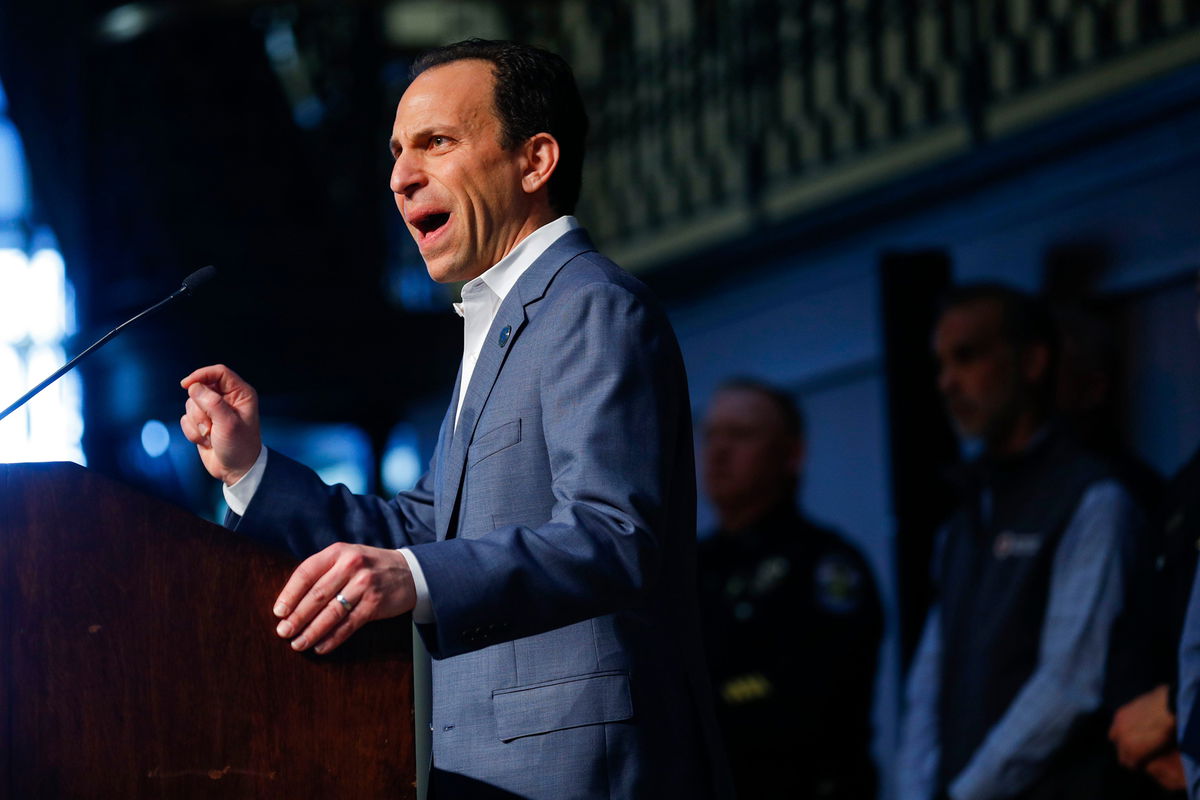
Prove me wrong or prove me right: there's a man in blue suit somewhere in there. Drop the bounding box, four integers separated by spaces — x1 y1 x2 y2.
180 40 727 798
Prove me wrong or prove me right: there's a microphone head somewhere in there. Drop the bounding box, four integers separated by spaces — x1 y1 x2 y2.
181 265 217 294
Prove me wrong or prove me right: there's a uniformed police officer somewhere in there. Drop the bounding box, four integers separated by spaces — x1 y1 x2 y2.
697 378 883 799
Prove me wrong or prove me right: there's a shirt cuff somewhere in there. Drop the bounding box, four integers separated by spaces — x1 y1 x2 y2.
222 446 268 516
398 548 433 623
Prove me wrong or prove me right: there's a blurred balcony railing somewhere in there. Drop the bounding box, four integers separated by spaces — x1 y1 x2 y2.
545 0 1200 269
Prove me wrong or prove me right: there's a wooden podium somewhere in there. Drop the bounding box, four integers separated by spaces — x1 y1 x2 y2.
0 462 415 798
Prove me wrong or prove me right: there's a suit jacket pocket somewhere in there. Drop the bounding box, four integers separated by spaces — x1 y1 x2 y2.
467 419 522 468
492 670 632 742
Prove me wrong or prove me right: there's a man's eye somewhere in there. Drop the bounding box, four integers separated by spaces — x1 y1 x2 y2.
430 136 447 148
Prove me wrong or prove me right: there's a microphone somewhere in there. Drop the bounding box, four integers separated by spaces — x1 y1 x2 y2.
178 264 217 296
0 265 218 424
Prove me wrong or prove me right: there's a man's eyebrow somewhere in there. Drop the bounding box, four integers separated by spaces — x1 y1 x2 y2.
390 123 463 156
412 126 448 139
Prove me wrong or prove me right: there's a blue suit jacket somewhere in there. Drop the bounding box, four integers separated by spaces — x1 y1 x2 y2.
232 229 729 798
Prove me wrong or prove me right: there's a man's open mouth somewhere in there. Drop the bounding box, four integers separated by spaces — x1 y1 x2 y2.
411 211 451 241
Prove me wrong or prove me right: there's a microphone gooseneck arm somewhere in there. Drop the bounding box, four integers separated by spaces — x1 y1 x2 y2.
0 266 217 425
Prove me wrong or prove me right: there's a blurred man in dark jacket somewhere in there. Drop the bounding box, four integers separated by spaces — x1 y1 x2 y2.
898 284 1144 800
698 378 882 799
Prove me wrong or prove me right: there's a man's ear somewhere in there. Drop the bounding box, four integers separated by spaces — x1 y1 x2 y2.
521 132 561 195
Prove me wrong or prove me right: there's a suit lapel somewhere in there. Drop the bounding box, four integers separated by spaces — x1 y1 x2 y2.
435 228 596 540
432 365 462 537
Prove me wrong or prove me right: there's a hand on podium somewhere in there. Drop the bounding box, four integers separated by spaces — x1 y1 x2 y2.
180 364 416 656
180 364 263 486
272 543 418 655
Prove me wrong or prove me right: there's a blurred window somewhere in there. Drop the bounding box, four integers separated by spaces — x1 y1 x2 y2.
262 422 374 495
0 78 84 465
382 422 422 495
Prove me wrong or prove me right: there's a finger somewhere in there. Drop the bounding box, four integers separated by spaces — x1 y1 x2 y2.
310 573 376 654
283 558 363 644
188 381 239 429
179 414 210 447
312 606 367 655
273 545 356 626
297 595 362 653
181 363 247 394
184 397 213 437
273 557 328 624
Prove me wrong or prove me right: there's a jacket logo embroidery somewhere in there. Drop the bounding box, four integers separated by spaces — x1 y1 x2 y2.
993 531 1043 559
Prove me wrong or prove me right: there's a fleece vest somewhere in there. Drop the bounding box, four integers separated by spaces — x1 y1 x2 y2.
937 431 1112 791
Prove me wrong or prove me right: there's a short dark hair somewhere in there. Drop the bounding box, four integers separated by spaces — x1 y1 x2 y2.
940 282 1059 392
411 39 589 215
715 377 806 442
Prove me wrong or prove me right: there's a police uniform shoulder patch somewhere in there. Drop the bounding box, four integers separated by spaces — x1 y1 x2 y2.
814 554 863 614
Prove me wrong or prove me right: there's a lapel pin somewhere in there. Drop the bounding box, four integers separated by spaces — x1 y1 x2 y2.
498 325 511 347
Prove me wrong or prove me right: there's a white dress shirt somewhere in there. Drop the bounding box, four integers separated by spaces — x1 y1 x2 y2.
224 215 581 624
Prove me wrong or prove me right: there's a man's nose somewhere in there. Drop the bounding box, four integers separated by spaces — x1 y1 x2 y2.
390 152 425 197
